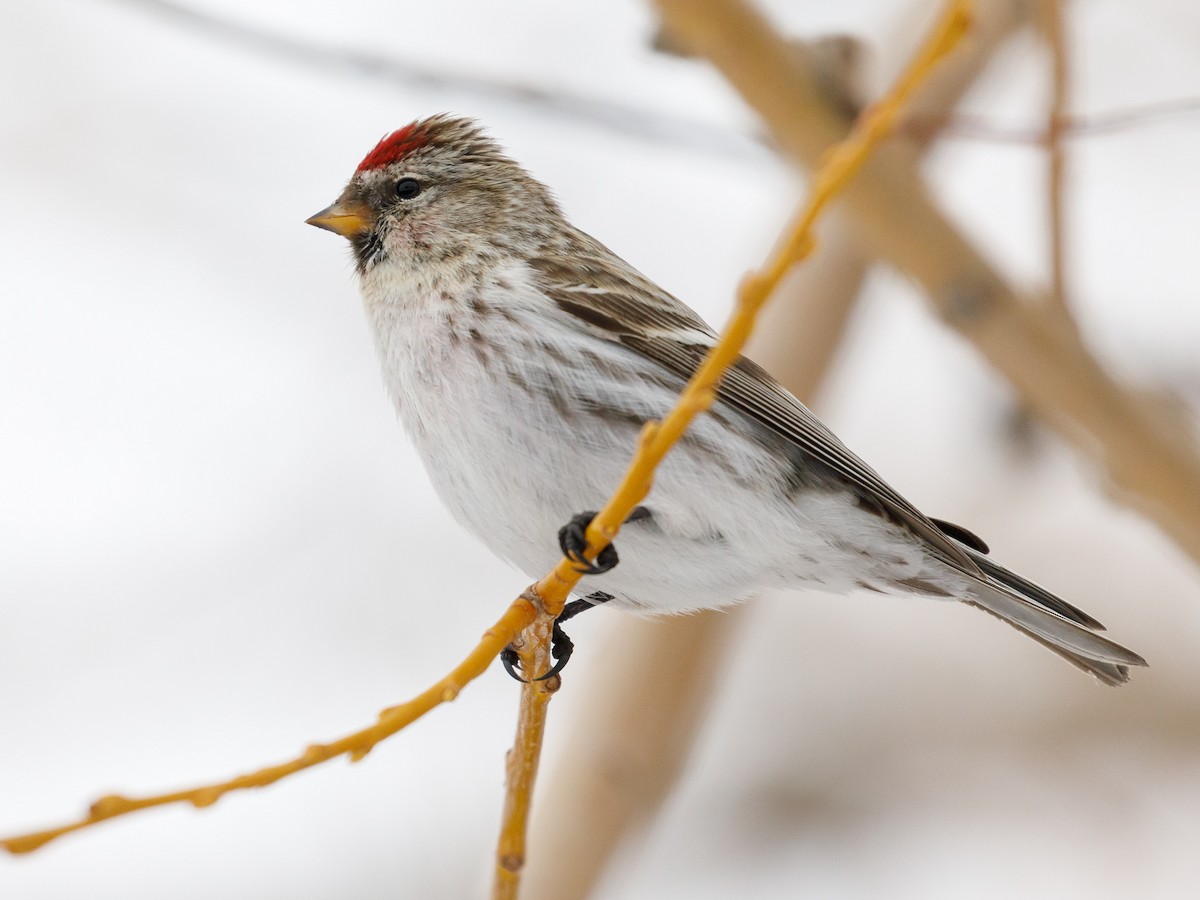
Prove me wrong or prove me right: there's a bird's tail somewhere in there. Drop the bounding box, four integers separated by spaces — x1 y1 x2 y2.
962 549 1146 686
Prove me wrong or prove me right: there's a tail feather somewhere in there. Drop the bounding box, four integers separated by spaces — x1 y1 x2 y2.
924 526 1145 685
965 547 1106 631
960 556 1146 686
964 601 1133 686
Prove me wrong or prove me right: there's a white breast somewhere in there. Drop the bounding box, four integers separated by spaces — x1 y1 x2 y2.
357 258 958 615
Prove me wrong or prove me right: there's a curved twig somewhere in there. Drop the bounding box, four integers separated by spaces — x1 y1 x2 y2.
2 597 538 854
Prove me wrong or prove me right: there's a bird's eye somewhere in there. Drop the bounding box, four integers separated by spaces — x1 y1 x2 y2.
395 178 422 200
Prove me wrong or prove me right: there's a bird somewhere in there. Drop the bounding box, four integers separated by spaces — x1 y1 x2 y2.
306 114 1145 685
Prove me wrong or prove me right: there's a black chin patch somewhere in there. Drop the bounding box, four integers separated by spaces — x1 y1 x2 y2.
351 230 385 273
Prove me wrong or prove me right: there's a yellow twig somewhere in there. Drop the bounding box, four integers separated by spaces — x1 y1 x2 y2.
2 597 538 854
1 0 971 862
493 610 558 898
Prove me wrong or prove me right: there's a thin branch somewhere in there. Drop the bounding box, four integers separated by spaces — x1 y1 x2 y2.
1042 0 1073 323
926 98 1200 143
1 596 539 854
523 610 739 899
494 613 557 898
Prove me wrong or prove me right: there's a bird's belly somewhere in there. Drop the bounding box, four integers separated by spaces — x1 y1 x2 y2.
379 312 945 615
390 337 634 575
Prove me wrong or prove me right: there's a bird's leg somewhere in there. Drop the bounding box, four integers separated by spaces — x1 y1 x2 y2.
501 507 648 682
501 592 614 682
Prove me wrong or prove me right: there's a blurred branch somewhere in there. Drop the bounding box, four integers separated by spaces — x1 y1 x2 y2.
653 0 1200 566
106 0 761 163
929 98 1200 143
1041 0 1073 324
757 0 1034 384
106 0 1200 167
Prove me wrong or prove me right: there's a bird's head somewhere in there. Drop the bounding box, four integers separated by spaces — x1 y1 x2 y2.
307 115 559 274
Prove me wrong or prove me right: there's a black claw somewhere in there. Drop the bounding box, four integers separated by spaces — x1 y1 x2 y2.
500 646 528 683
501 592 615 683
558 511 619 575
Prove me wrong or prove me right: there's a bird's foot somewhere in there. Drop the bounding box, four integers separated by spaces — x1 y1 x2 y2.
558 510 619 575
557 506 649 575
501 592 614 683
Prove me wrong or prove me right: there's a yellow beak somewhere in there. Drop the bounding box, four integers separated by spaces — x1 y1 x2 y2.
305 200 373 239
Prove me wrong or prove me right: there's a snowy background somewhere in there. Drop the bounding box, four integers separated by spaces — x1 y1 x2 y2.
3 0 1200 897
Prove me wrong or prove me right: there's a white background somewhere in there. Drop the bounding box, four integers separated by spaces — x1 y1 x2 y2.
3 1 1200 897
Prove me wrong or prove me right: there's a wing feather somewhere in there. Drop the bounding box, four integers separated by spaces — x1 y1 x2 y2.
530 249 981 574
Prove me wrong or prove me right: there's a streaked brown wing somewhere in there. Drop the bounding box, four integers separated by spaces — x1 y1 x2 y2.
531 247 981 574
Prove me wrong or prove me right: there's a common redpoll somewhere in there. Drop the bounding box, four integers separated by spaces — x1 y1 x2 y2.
307 114 1145 685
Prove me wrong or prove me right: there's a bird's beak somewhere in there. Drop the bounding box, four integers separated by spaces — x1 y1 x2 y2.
305 199 374 239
